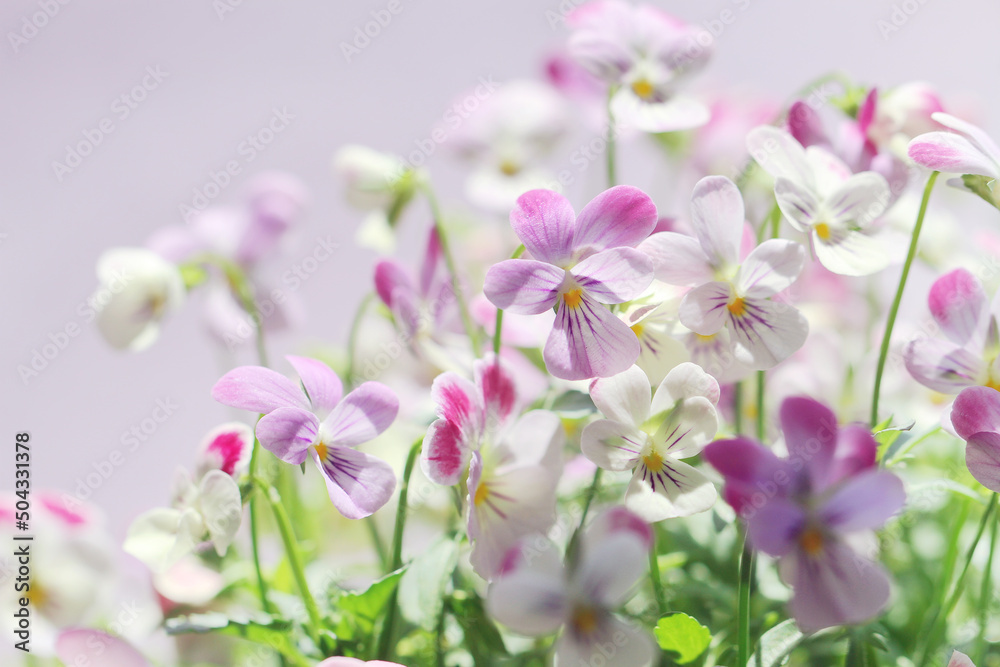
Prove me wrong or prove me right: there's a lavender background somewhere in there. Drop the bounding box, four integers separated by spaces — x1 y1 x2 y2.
3 0 999 545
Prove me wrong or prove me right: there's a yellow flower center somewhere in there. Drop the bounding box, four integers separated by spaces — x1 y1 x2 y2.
571 606 600 636
799 527 825 556
814 222 832 241
473 483 490 507
694 333 716 342
314 443 329 461
727 297 747 317
563 288 584 309
985 377 1000 392
630 323 644 339
499 159 521 177
643 450 664 473
631 79 655 100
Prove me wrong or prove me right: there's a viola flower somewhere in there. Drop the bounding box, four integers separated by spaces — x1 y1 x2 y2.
484 186 657 380
908 112 1000 210
950 386 1000 493
704 397 906 632
642 175 808 370
421 355 563 578
92 247 185 351
568 0 710 133
946 651 976 667
582 364 719 521
865 82 945 148
56 629 151 667
212 356 399 519
903 269 1000 395
618 295 689 385
747 125 893 276
124 424 253 573
487 507 656 667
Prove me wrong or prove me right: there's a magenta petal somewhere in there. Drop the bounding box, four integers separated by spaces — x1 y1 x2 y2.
819 470 905 532
431 371 484 441
212 366 307 414
928 268 989 346
286 356 343 413
787 100 829 149
256 407 319 464
703 437 791 515
785 541 891 633
779 397 843 492
747 498 805 558
572 185 658 255
952 386 1000 439
966 431 1000 492
475 356 518 434
56 630 150 667
827 424 879 487
420 227 443 296
907 132 999 177
324 382 399 448
510 189 577 265
572 247 654 304
484 259 565 315
315 446 397 519
544 292 639 380
374 260 414 310
421 419 471 486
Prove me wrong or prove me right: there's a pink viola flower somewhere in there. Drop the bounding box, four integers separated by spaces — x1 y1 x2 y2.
950 386 1000 492
642 175 808 370
865 82 945 148
946 651 976 667
421 356 564 578
484 186 657 380
704 397 906 633
487 507 656 667
908 112 1000 209
747 125 893 276
582 364 719 521
212 356 399 519
567 0 710 133
903 268 1000 395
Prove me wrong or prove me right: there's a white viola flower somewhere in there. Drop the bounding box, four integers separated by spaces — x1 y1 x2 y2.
747 125 893 276
487 507 656 667
582 364 719 521
93 247 185 351
619 287 689 386
641 176 809 370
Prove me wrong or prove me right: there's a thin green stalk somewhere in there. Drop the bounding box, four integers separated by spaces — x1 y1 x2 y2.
376 438 423 661
975 502 999 663
606 87 618 187
421 185 482 357
920 493 997 666
649 529 667 615
737 533 755 667
870 171 939 428
247 435 273 614
256 477 324 647
365 516 389 572
492 245 525 356
755 371 766 440
346 292 374 388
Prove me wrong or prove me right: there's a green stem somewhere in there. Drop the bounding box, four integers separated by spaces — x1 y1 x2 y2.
870 171 939 428
247 435 273 614
975 500 999 663
737 533 755 667
421 185 481 358
755 371 766 441
492 245 526 357
376 438 423 661
365 515 389 572
649 529 667 615
346 292 374 388
255 477 324 647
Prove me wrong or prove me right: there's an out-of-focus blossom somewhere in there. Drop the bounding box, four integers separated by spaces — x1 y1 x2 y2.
582 363 719 521
904 269 1000 395
642 176 808 369
487 507 656 666
484 186 657 380
56 629 151 667
704 397 906 632
317 658 406 666
950 386 1000 492
448 79 569 211
748 125 892 276
865 82 945 148
124 424 253 572
908 112 1000 210
212 356 399 519
93 247 185 351
946 651 976 667
618 292 689 385
568 0 710 133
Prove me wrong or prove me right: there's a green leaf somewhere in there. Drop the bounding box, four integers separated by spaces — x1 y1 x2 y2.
398 537 459 630
654 613 711 664
874 420 913 461
449 592 507 662
748 619 804 667
550 389 597 416
961 174 1000 210
335 567 406 640
165 612 310 667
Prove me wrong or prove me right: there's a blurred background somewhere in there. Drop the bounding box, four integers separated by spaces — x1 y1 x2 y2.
3 0 1000 548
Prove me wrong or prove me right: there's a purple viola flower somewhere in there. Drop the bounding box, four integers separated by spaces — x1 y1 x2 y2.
904 268 1000 395
484 186 657 380
212 356 399 519
704 396 906 633
950 386 1000 492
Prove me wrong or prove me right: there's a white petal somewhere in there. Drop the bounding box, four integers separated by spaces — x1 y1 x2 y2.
589 365 653 425
727 297 809 369
813 227 890 276
611 89 710 134
747 126 813 187
626 458 717 521
774 177 820 232
487 569 568 636
574 533 648 608
638 231 714 286
737 239 806 297
581 420 646 472
502 409 565 476
123 508 202 573
554 616 656 667
679 281 732 335
652 361 721 412
690 175 745 268
196 470 243 556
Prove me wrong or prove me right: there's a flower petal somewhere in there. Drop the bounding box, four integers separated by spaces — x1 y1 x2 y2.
951 386 1000 440
747 497 806 557
589 364 652 426
475 355 519 435
197 470 243 556
487 566 568 636
652 395 719 460
908 130 1000 177
421 419 472 486
703 437 792 516
581 419 646 472
572 248 654 304
773 176 820 232
484 259 565 314
826 171 890 228
928 268 989 346
779 396 839 492
286 355 343 413
57 630 150 667
651 361 721 413
315 446 397 519
611 89 710 134
819 470 905 532
431 371 484 442
727 296 809 370
690 175 745 267
965 431 1000 492
638 231 715 286
903 338 985 394
747 125 813 186
828 424 879 487
812 226 890 277
544 292 640 380
678 281 732 336
510 189 578 265
572 185 658 256
575 532 648 608
212 366 307 414
626 457 717 521
502 409 566 475
737 239 805 298
255 407 320 464
947 651 976 667
324 382 399 448
555 615 655 667
374 259 415 310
